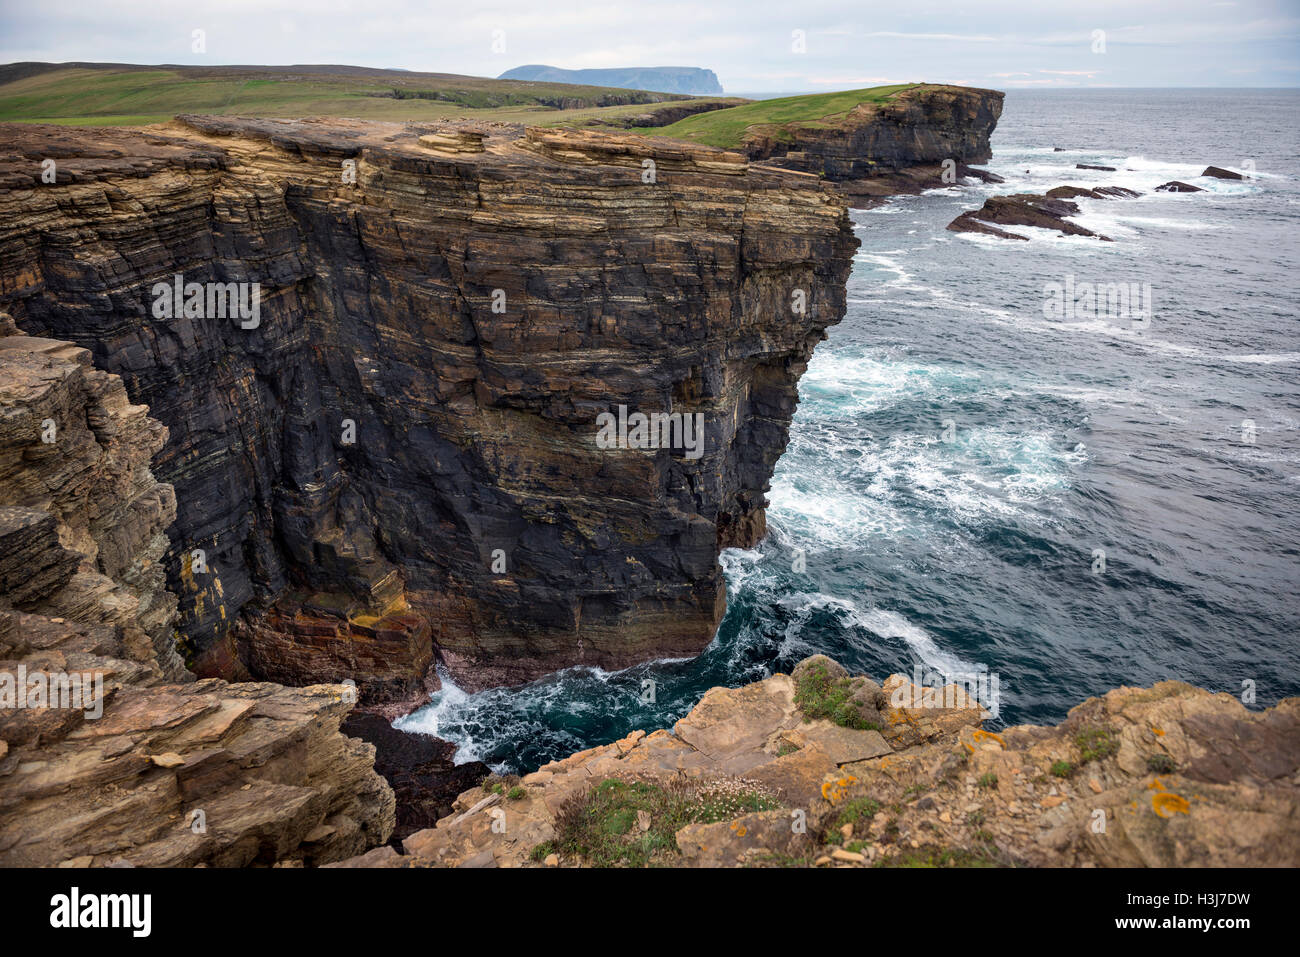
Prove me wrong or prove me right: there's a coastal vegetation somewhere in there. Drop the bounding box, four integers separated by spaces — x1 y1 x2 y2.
639 83 917 148
550 777 782 867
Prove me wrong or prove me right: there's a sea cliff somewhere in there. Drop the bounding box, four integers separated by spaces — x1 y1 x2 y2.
0 117 857 698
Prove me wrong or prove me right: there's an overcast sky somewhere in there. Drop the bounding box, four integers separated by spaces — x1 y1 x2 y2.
2 0 1297 92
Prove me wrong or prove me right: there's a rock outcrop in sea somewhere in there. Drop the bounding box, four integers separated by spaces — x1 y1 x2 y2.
947 187 1145 241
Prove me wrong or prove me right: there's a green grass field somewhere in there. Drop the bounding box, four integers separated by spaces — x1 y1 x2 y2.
640 84 919 148
0 64 738 128
0 66 929 154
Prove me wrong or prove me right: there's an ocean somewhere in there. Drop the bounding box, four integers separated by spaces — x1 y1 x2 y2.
399 89 1300 773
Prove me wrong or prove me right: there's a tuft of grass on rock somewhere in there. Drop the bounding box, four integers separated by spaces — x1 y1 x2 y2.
1146 754 1177 775
794 660 880 730
554 776 781 867
977 772 998 789
1050 760 1074 778
481 772 521 795
1075 727 1119 764
823 796 881 845
528 841 556 862
874 844 1003 868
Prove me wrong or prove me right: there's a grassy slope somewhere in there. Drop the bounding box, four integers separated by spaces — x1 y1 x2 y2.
640 83 919 148
0 68 932 158
0 65 738 128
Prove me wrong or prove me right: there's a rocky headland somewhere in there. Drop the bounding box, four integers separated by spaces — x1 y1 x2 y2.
2 99 1288 870
0 116 857 699
737 84 1006 206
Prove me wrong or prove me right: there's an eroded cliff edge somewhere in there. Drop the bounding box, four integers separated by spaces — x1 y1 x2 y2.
0 117 858 698
0 327 395 866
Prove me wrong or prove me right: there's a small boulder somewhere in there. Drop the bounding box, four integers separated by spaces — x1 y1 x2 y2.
1202 166 1244 180
1155 181 1203 193
792 654 848 685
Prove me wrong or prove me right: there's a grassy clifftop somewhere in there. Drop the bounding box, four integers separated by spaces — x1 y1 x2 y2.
0 62 729 126
640 83 920 148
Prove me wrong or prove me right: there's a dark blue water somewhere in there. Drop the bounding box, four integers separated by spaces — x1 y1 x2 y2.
400 89 1300 772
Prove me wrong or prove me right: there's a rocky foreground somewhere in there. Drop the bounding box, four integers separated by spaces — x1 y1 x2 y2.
332 655 1300 869
0 328 394 866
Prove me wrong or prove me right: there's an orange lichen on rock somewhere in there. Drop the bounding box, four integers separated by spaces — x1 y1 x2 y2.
1152 792 1190 818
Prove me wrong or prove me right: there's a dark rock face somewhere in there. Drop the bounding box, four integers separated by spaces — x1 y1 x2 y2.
1202 165 1244 180
1155 181 1205 193
0 118 858 697
1076 163 1117 171
947 193 1114 242
340 713 489 841
740 84 1005 205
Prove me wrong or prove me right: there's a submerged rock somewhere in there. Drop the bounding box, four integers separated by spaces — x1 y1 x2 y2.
341 713 489 842
1155 180 1205 192
1202 165 1244 180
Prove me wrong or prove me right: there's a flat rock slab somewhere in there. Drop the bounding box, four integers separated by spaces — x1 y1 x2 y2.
672 675 798 764
792 722 892 765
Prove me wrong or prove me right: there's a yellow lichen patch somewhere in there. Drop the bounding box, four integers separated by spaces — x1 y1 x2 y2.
972 729 1005 749
1148 777 1168 792
729 823 747 837
1151 727 1164 736
1152 792 1190 818
821 774 858 805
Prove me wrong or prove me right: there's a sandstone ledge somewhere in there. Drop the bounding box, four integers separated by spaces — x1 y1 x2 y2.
333 656 1300 868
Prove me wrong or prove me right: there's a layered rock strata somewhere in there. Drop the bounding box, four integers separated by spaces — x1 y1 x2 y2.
0 328 395 866
335 655 1300 868
0 117 858 696
740 84 1005 206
